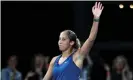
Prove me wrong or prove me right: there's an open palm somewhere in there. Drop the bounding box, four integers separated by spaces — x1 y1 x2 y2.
92 2 104 18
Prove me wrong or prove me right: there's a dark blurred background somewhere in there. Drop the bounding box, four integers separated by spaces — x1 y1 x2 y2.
1 1 133 80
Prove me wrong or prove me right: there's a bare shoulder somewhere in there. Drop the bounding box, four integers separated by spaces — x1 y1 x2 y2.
50 56 58 66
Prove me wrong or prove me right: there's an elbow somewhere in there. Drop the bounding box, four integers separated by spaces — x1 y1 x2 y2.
88 38 95 43
90 39 95 42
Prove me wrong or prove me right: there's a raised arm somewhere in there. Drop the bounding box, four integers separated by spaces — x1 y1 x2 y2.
104 64 111 80
79 2 104 56
122 66 133 80
43 56 57 80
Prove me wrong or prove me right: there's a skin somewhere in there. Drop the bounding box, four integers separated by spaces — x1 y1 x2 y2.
8 56 17 70
43 2 104 80
105 56 133 80
25 55 45 80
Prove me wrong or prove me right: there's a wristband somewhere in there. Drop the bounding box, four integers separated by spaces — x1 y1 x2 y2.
106 71 110 76
93 18 99 22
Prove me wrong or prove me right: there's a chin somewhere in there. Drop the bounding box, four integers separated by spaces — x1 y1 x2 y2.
59 48 65 52
59 48 63 51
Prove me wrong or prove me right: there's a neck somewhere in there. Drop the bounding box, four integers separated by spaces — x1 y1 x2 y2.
8 66 16 71
62 48 73 57
116 69 122 74
35 64 42 69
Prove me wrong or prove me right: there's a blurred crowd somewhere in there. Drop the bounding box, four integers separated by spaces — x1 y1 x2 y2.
1 54 49 80
1 54 133 80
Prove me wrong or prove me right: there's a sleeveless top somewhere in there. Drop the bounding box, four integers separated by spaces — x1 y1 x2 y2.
52 50 81 80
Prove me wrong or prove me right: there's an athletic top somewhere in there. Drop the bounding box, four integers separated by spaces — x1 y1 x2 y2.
52 50 81 80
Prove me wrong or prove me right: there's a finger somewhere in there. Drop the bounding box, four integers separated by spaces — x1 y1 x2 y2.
100 3 102 9
95 2 97 8
92 6 95 11
98 2 100 9
101 6 104 10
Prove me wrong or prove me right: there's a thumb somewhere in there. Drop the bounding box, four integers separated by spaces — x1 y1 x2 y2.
92 6 95 12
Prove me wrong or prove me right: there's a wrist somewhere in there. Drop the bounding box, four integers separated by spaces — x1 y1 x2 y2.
106 71 110 76
93 16 100 22
94 16 100 19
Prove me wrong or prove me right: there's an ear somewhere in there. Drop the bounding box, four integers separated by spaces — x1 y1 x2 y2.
70 41 75 46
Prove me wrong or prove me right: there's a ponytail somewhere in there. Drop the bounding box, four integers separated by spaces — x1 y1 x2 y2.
62 30 81 49
74 38 81 49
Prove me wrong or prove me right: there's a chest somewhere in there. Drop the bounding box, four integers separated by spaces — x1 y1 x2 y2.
111 73 122 80
8 71 20 80
58 57 68 65
52 57 72 75
54 58 70 71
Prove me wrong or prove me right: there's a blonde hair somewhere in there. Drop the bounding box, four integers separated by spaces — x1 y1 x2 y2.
112 55 129 71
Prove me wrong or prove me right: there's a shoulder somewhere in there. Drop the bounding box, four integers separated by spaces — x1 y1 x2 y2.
50 56 59 66
16 70 22 75
16 70 22 77
1 68 9 73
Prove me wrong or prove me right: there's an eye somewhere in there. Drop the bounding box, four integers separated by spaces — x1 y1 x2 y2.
62 38 66 41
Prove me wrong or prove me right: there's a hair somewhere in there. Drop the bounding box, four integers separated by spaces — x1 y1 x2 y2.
30 53 47 75
112 55 129 71
7 54 18 63
30 54 44 70
62 30 81 49
8 55 17 59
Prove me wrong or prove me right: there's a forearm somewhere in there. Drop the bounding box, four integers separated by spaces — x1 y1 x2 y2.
88 17 99 41
79 2 103 56
43 74 52 80
106 71 111 80
122 72 133 80
80 17 99 55
122 74 128 80
106 76 111 80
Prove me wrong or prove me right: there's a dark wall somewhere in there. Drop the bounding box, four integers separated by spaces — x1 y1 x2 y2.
2 1 74 77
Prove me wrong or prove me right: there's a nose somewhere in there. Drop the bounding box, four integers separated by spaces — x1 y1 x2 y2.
58 40 62 45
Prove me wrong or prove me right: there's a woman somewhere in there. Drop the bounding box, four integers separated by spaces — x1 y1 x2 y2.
43 2 104 80
25 54 47 80
105 55 133 80
1 55 22 80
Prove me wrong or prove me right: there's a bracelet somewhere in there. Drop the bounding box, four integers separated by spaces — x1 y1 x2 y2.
106 72 110 76
93 18 99 22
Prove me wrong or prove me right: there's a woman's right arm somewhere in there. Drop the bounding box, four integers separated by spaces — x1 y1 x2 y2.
104 64 111 80
106 71 111 80
43 56 57 80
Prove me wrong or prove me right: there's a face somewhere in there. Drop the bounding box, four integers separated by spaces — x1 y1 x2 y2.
8 56 17 68
58 32 74 52
115 58 124 70
44 56 49 64
35 56 44 66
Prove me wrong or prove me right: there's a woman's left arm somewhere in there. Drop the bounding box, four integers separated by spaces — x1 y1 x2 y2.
79 2 104 57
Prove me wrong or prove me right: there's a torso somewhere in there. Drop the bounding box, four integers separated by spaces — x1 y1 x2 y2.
2 67 21 80
111 71 122 80
52 50 82 80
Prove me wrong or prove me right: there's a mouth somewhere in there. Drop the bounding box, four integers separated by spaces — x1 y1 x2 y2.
59 45 63 49
59 45 62 47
